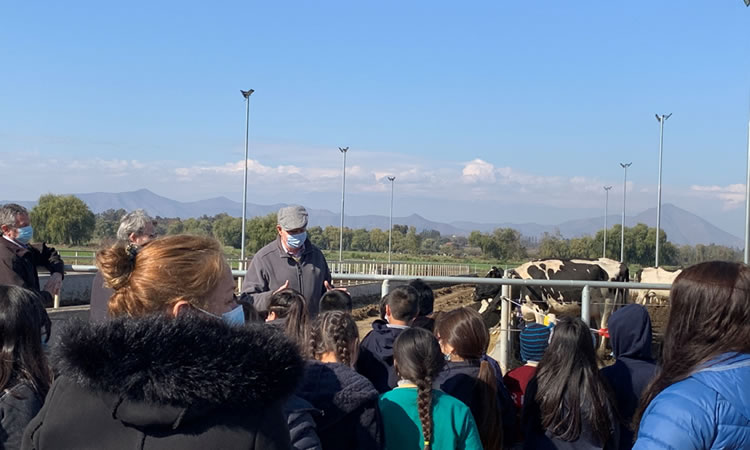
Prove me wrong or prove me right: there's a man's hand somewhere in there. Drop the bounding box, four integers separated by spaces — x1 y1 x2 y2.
43 272 63 296
273 280 290 294
325 280 348 293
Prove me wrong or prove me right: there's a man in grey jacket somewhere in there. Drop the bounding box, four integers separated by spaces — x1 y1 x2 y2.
241 205 333 316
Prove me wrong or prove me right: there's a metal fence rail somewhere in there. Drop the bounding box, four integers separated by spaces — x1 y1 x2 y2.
61 265 671 372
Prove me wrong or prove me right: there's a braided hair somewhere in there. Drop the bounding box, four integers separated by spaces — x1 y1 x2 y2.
308 311 359 366
393 327 445 450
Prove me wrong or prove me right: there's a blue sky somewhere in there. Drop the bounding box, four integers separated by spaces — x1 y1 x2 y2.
1 1 749 235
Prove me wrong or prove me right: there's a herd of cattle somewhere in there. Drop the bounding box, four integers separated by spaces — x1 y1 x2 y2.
472 258 680 333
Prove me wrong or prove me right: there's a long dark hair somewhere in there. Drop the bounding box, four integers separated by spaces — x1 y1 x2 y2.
435 307 503 449
0 286 53 398
268 289 309 346
531 316 614 444
635 261 750 430
308 311 359 366
393 327 445 450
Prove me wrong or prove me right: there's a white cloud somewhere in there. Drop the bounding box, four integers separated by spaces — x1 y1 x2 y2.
690 184 745 210
462 159 496 183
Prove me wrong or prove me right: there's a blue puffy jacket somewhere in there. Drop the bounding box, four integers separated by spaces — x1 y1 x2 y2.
634 352 750 450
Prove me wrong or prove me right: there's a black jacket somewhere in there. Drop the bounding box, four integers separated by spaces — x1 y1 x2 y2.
22 314 303 450
434 358 518 447
0 382 43 449
284 395 322 450
0 238 64 305
297 360 383 450
355 320 406 393
600 304 657 449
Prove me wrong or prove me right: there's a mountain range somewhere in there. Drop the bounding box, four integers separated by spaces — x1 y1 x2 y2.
2 189 743 248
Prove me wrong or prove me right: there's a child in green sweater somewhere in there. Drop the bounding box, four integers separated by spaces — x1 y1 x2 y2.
378 327 483 450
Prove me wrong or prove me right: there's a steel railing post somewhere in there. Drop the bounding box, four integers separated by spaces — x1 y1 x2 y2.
581 285 591 326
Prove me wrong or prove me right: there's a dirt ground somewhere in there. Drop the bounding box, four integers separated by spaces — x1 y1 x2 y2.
353 284 477 338
353 283 671 366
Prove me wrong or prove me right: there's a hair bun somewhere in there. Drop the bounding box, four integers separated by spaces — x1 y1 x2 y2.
96 243 136 291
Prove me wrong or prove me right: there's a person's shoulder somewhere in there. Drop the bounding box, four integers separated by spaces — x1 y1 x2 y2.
255 239 281 256
0 382 42 411
433 390 473 413
380 386 414 403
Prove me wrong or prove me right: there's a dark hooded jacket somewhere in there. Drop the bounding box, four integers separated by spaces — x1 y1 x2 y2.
434 358 518 447
355 320 406 393
600 304 658 449
284 395 322 450
22 314 303 450
0 238 64 306
296 360 383 450
0 382 43 449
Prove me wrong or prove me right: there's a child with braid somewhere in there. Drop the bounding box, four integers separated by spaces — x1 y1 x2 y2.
296 311 383 450
379 327 483 450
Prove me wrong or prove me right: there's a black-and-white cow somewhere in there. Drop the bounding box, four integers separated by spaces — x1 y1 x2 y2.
473 258 628 326
507 259 609 319
473 266 504 302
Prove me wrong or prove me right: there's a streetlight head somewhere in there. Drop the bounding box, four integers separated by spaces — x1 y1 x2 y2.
604 186 613 191
620 162 632 168
655 113 661 122
387 176 396 182
339 147 349 153
665 113 672 120
240 89 254 98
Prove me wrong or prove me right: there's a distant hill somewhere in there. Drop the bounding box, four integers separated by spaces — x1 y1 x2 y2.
2 189 742 248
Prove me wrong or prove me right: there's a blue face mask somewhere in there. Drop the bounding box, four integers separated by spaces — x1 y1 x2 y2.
195 304 245 326
221 304 245 326
286 231 307 249
15 225 33 245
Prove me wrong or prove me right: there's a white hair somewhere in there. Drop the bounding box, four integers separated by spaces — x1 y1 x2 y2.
116 210 155 241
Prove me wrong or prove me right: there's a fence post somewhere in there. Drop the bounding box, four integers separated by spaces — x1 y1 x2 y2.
498 270 512 374
581 284 591 326
381 279 390 298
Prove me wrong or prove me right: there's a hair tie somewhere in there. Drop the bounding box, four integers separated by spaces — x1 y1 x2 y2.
125 243 140 262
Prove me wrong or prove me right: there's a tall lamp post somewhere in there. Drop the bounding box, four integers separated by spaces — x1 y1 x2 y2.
619 163 632 263
655 113 672 267
338 147 349 262
603 186 613 258
239 89 254 266
744 116 750 263
387 176 396 263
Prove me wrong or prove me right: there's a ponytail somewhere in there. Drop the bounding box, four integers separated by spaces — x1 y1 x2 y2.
268 289 309 346
475 359 503 449
435 307 504 449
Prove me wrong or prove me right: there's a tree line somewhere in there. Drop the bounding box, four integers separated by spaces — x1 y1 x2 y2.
24 194 743 266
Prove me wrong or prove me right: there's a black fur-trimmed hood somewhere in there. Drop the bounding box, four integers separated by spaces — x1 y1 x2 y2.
54 314 303 411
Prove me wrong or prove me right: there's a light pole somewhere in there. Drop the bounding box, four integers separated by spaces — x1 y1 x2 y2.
655 113 672 267
744 116 750 263
338 147 348 262
387 176 396 263
240 89 254 266
603 186 612 259
620 163 632 263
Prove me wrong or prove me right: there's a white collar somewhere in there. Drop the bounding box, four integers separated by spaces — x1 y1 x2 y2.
2 235 24 249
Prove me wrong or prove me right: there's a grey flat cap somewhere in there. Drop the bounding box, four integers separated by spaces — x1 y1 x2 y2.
277 205 308 231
